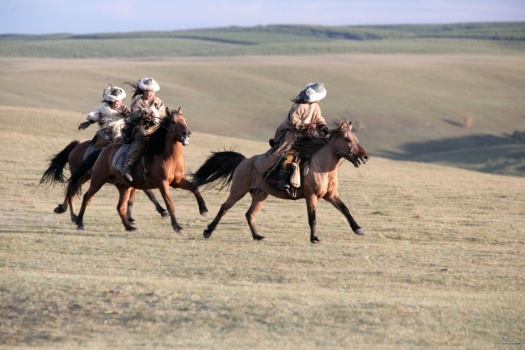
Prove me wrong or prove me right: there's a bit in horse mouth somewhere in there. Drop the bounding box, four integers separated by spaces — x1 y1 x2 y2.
353 157 368 167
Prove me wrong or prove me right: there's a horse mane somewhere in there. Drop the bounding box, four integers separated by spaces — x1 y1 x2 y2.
331 118 352 135
143 116 170 157
295 119 351 160
296 136 329 161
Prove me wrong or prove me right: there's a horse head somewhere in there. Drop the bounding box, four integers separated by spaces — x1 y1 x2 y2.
168 107 191 146
329 119 369 167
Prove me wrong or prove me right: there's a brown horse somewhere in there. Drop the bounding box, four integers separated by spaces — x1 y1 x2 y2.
66 107 208 232
191 119 369 243
39 139 169 222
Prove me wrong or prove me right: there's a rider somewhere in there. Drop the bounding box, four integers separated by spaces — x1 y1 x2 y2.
269 83 329 190
121 77 167 182
79 85 130 150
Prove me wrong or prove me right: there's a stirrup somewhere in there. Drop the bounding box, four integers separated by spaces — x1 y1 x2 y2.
121 168 133 182
277 181 290 190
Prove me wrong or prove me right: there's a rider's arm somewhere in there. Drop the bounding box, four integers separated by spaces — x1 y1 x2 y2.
313 105 329 136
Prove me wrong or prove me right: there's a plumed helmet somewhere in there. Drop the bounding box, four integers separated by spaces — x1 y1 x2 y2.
103 86 126 102
299 82 327 102
137 77 160 92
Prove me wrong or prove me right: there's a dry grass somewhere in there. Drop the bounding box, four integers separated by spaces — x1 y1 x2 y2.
1 102 524 349
1 55 525 178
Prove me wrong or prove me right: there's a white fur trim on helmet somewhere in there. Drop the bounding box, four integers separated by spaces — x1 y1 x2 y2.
138 77 160 92
300 82 326 102
103 86 126 102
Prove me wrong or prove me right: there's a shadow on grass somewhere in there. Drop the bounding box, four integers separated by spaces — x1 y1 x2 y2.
377 132 525 176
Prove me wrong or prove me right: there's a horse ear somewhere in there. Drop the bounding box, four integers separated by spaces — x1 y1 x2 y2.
177 106 182 114
165 107 170 115
347 121 353 131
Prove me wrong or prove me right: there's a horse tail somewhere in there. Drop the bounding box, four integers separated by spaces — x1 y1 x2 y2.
191 151 246 190
66 149 102 198
39 140 80 186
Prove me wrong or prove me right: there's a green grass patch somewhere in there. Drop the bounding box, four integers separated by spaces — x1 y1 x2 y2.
1 22 524 58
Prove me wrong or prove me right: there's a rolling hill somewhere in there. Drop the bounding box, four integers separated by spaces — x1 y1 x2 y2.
0 22 524 177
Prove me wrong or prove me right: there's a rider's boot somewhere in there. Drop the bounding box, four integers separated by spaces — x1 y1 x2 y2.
277 168 290 190
121 157 135 182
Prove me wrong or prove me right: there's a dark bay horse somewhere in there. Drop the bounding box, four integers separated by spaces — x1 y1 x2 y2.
191 119 369 243
39 139 169 222
66 107 208 232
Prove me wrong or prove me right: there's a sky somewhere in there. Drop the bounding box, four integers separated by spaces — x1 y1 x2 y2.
1 0 524 35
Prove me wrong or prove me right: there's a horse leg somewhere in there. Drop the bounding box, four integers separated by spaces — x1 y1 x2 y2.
68 194 77 222
170 178 208 217
204 189 247 239
324 193 365 235
54 196 68 214
143 189 169 217
75 179 105 230
159 182 183 233
245 192 268 241
68 175 91 222
126 188 137 224
306 195 321 243
117 186 136 231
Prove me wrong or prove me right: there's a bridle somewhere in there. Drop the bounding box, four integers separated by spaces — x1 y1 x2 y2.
330 133 360 159
157 114 189 137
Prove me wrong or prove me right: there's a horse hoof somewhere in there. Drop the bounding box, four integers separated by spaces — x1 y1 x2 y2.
354 228 365 235
77 225 85 231
253 235 265 241
54 205 66 214
128 217 136 224
200 210 209 218
126 226 137 232
311 237 322 244
203 229 212 239
161 211 169 217
71 215 78 223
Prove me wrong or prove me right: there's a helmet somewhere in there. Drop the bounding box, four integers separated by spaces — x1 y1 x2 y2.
298 83 326 102
137 77 160 92
103 86 126 102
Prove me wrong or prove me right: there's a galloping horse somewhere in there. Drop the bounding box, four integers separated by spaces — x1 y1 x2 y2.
66 107 208 232
39 139 169 222
191 119 369 243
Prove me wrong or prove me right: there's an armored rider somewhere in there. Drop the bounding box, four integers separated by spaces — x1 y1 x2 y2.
121 77 167 182
78 85 130 150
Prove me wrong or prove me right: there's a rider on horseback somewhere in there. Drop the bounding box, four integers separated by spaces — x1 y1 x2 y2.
261 83 329 190
121 77 167 182
78 85 130 150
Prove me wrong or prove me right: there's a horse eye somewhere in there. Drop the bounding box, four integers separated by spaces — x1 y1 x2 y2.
344 137 351 142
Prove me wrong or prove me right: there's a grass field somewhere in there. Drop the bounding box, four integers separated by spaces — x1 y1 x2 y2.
1 104 524 349
1 23 525 348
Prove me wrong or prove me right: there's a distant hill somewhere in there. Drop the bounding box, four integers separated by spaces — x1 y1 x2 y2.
1 22 524 58
1 22 524 177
